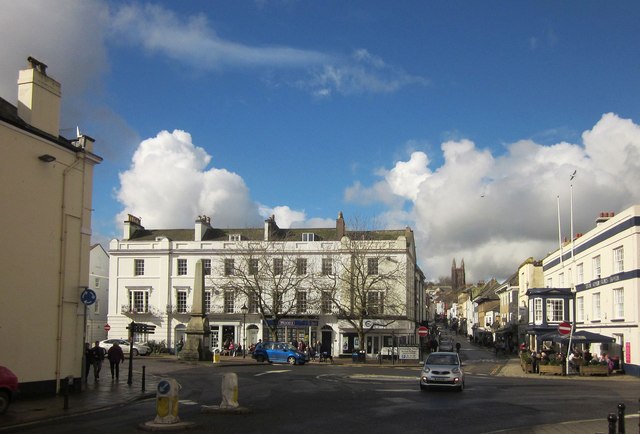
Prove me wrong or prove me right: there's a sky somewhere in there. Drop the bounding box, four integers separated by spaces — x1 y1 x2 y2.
2 1 640 283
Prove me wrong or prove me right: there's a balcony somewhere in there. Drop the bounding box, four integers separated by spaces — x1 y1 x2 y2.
166 304 192 315
121 304 162 317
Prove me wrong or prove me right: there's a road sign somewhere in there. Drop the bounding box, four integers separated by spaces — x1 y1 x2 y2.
104 324 111 332
417 326 429 337
558 321 572 335
80 288 97 306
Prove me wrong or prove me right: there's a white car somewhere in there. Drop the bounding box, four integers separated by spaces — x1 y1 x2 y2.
420 351 465 391
99 339 150 356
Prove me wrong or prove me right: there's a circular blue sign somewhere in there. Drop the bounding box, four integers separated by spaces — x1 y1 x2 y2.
80 289 97 306
157 380 171 394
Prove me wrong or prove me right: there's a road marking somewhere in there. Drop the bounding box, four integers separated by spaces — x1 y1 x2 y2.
255 370 291 377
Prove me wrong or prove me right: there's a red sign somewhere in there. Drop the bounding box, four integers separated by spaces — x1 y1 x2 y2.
557 321 572 335
104 324 111 332
417 326 429 337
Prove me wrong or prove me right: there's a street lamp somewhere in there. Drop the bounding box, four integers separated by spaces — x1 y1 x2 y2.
241 303 248 358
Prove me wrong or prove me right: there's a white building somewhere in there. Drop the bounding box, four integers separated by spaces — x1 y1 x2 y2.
108 213 424 359
543 205 640 376
87 244 109 343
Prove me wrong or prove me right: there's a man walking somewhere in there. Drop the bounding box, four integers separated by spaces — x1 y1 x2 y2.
107 342 125 380
90 341 106 381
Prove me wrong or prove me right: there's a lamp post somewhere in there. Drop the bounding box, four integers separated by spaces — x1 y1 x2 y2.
241 303 248 358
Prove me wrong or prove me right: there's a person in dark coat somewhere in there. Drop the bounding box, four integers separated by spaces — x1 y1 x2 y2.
84 342 93 381
90 341 106 381
107 342 125 380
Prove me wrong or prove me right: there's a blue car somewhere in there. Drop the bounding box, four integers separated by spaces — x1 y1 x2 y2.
252 342 306 365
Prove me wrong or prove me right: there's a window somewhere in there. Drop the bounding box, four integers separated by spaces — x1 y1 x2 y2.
224 291 235 314
202 259 211 276
176 289 188 313
558 273 564 287
134 259 145 276
229 234 241 241
296 258 307 275
302 233 315 242
321 291 332 314
546 299 564 322
367 291 384 315
592 256 601 279
296 291 307 314
273 258 283 275
129 289 149 313
249 259 259 275
576 296 584 322
592 292 601 320
546 277 552 288
576 263 584 284
93 300 100 314
613 288 624 318
248 292 259 314
204 290 212 313
613 247 624 274
224 259 235 276
534 298 543 324
177 259 187 276
94 277 100 288
322 258 333 275
274 290 283 313
367 258 379 275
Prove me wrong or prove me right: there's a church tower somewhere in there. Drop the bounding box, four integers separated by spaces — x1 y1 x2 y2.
451 258 466 291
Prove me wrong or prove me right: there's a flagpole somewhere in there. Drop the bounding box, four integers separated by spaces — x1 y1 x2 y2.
557 196 563 267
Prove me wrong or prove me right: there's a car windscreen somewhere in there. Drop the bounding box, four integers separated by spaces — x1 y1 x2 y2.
426 355 458 365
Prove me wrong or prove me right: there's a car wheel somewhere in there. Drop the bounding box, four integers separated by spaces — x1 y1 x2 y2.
256 355 265 363
0 391 10 415
287 356 297 365
458 381 464 392
420 384 427 392
132 349 139 356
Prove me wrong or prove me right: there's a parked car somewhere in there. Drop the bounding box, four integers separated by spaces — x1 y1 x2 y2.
0 366 19 415
99 339 150 356
420 351 465 391
252 342 306 365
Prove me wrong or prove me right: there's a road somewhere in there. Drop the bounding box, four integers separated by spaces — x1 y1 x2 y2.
6 335 638 433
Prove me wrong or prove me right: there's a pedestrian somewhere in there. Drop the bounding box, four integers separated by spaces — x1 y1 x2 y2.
84 342 93 381
176 337 184 354
107 342 125 380
90 340 106 381
455 342 461 354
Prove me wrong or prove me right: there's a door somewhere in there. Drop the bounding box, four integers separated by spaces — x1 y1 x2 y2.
321 331 332 355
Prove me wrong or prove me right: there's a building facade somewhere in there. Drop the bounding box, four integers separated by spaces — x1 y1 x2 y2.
543 205 640 376
87 244 109 343
0 58 102 395
108 213 424 359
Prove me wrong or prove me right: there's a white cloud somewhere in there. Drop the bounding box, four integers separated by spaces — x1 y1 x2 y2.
346 113 640 282
258 205 334 229
116 130 262 229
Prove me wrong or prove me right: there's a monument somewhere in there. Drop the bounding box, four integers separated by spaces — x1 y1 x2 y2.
180 259 211 361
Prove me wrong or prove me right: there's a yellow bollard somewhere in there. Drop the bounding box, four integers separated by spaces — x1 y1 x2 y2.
212 349 221 364
154 378 181 424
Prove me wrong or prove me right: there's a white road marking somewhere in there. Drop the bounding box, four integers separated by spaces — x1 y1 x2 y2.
255 370 291 377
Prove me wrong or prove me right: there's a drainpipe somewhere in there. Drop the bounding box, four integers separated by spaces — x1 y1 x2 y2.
55 152 83 392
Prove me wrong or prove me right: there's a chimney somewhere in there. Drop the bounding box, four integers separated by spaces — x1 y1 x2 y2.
195 215 211 240
336 211 346 239
17 57 61 137
123 214 144 240
264 215 279 241
595 211 615 226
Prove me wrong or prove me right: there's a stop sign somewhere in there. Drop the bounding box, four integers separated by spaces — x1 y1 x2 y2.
418 326 429 337
104 324 111 332
557 321 572 335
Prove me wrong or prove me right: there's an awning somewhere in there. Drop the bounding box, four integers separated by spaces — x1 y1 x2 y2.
539 330 615 344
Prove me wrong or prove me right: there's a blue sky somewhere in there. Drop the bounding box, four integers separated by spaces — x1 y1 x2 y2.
2 1 640 282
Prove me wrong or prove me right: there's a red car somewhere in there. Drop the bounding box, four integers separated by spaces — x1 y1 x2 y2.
0 366 19 415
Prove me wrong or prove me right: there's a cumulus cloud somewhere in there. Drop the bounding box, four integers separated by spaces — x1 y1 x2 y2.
259 205 334 229
346 113 640 282
116 130 263 229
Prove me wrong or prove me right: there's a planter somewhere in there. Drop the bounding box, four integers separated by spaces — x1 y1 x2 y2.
539 364 563 375
580 365 609 376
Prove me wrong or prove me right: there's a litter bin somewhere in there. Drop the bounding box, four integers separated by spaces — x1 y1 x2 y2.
212 349 221 364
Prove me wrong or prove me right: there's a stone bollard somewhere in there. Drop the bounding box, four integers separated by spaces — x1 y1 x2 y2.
220 373 239 409
154 379 181 424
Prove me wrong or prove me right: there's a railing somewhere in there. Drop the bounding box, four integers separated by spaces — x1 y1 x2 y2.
166 305 192 314
120 304 162 317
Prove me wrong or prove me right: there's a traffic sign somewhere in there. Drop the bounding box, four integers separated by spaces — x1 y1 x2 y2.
104 324 111 332
557 321 572 335
80 288 97 306
417 326 429 337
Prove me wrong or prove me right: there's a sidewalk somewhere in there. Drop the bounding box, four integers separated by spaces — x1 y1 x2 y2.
0 353 636 432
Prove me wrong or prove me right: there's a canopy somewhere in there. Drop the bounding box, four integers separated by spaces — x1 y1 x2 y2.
539 330 615 344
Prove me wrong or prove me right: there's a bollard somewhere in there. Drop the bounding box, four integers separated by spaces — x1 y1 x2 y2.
212 349 221 364
154 378 181 424
220 373 239 409
607 413 617 434
142 366 146 393
617 403 625 434
63 376 71 410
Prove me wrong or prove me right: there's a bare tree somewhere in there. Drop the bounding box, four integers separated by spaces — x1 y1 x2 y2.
312 226 408 351
210 242 315 341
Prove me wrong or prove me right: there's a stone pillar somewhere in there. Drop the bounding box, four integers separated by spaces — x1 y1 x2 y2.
180 260 210 361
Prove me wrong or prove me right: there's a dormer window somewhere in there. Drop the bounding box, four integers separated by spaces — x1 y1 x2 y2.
302 233 315 242
229 234 242 242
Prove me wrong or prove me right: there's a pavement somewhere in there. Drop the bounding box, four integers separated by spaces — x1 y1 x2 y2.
1 352 638 433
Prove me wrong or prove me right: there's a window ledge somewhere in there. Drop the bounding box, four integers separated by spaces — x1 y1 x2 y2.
591 319 601 323
610 318 625 322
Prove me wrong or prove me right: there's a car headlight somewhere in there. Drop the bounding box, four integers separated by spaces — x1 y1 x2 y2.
452 367 460 374
422 367 431 373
